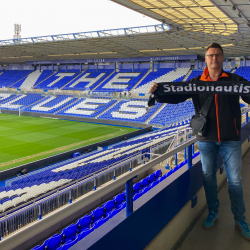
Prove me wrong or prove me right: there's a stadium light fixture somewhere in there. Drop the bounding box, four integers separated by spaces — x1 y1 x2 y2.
21 56 33 58
48 54 62 57
139 49 161 52
9 57 19 58
63 54 79 56
221 44 234 47
80 53 98 55
189 47 203 49
99 52 117 54
162 48 187 51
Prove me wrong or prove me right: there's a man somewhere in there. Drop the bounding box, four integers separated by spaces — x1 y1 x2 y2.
149 43 250 241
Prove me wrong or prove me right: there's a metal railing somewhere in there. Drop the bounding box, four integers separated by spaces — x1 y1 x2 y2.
0 135 174 241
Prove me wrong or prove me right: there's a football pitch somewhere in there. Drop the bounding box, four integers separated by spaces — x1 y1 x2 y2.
0 113 138 171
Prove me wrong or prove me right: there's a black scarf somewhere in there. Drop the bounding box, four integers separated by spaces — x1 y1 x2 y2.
148 81 250 107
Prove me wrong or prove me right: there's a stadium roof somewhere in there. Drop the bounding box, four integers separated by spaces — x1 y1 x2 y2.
0 0 250 65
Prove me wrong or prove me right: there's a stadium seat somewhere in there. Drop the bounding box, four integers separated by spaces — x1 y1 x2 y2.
154 169 162 180
114 193 125 208
90 207 104 222
45 233 63 250
133 183 141 194
77 214 92 232
31 244 45 250
102 200 115 217
148 174 155 184
62 223 78 243
140 177 149 189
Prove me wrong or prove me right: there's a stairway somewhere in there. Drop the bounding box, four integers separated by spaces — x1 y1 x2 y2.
130 69 151 91
182 68 192 82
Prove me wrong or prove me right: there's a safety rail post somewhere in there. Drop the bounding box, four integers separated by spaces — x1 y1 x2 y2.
166 158 170 170
192 143 194 155
187 144 192 168
246 112 249 123
175 153 178 166
184 148 187 160
38 204 42 220
126 176 138 217
69 191 72 204
130 161 132 171
113 169 116 180
94 178 97 191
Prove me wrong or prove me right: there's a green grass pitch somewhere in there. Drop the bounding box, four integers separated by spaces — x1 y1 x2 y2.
0 113 138 171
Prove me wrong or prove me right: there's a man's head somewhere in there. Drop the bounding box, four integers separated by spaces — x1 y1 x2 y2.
205 43 224 71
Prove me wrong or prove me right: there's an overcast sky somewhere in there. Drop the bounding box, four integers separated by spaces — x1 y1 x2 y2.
0 0 160 40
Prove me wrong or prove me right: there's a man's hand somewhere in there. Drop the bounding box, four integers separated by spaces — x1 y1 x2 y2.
149 82 158 93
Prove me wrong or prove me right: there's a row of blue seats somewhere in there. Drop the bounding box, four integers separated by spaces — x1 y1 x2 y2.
31 169 163 250
32 148 201 250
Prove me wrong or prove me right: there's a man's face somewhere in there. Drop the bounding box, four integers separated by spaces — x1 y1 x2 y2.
205 48 224 70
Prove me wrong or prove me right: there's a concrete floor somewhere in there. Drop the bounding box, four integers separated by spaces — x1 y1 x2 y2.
176 150 250 250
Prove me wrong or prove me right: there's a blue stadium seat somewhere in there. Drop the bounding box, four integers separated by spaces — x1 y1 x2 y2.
133 183 141 194
148 174 155 184
90 207 104 222
102 200 115 217
45 233 63 250
155 169 162 180
114 193 125 208
62 223 78 243
31 243 45 250
140 177 149 189
77 214 92 232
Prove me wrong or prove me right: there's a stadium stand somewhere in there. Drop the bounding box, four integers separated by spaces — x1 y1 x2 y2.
0 93 45 111
132 68 173 92
185 70 203 81
62 69 114 91
133 68 189 94
34 70 82 90
148 101 195 127
2 125 189 214
11 70 54 89
23 95 78 114
0 70 33 88
234 66 250 81
98 99 162 123
94 69 148 92
56 97 117 118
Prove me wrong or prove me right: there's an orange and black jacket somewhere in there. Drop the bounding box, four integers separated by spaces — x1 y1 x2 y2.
155 68 250 142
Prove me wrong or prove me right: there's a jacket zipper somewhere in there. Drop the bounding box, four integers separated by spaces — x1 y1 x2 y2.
234 118 239 136
215 94 221 142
